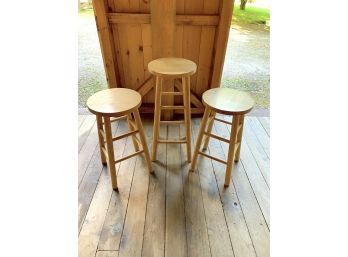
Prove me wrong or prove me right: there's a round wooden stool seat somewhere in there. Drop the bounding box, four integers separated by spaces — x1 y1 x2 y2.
87 88 142 117
202 88 254 115
148 58 197 78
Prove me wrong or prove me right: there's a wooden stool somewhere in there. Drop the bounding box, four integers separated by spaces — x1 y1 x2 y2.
190 88 254 186
148 58 197 162
87 88 153 190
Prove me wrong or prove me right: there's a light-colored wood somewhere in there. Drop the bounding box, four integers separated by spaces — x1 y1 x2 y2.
234 115 245 161
95 250 119 257
148 58 197 78
112 129 138 142
198 151 227 165
191 118 235 257
78 115 96 152
202 111 216 150
97 115 107 164
126 114 140 152
142 121 166 257
258 117 270 136
133 109 153 173
78 168 113 257
151 0 176 119
211 0 234 88
246 117 270 158
190 107 211 171
202 88 255 115
214 116 232 126
78 114 270 257
224 115 240 186
180 125 211 257
108 13 219 26
151 76 162 160
204 131 230 144
158 139 186 144
87 88 142 117
209 123 258 257
104 117 118 190
160 120 184 125
115 150 144 164
174 80 203 108
165 125 187 257
118 155 149 257
92 0 119 87
183 76 192 162
214 119 270 257
97 135 136 250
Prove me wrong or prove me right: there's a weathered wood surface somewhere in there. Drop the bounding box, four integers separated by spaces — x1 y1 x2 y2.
78 115 270 257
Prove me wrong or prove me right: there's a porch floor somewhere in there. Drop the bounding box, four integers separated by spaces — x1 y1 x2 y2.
78 114 270 257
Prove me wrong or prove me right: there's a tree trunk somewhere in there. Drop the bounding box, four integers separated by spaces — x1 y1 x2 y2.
240 0 247 10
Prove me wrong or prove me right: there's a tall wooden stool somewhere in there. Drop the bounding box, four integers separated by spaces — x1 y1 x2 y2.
190 88 254 186
87 88 153 190
148 58 197 162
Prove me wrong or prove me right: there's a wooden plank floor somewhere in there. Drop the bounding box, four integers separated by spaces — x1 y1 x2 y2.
78 114 270 257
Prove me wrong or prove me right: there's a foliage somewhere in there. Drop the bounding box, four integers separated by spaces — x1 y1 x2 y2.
232 5 270 25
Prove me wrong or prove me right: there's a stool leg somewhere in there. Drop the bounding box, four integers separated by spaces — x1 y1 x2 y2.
96 115 107 165
104 117 118 190
152 76 162 161
127 113 140 152
202 111 216 151
224 115 240 187
234 114 245 162
190 107 211 172
182 76 192 162
133 109 153 173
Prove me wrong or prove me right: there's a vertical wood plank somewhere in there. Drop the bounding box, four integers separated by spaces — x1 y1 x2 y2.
196 27 216 96
118 133 150 256
93 0 120 87
211 0 234 88
142 119 166 257
97 136 137 250
111 24 126 87
182 25 201 94
141 24 154 104
208 123 257 257
181 124 211 257
165 125 187 257
191 118 235 257
151 0 176 119
203 0 220 14
139 0 150 13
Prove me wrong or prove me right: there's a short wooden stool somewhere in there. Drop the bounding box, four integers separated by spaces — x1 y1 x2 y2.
190 88 254 186
87 88 153 190
148 58 197 162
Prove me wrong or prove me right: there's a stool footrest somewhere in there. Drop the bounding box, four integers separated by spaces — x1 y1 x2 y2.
112 130 139 141
214 117 232 126
203 132 230 144
115 150 144 164
198 151 227 164
102 115 127 125
160 120 185 125
158 139 187 144
161 105 185 110
161 92 183 96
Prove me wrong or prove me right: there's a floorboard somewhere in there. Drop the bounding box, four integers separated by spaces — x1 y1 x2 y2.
78 115 270 257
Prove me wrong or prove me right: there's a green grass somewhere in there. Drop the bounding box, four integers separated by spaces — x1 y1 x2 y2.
78 8 94 16
232 5 270 25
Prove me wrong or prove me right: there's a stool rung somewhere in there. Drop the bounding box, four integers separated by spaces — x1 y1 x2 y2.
161 92 183 96
161 105 185 110
133 136 143 148
115 150 144 164
214 117 232 126
158 139 187 144
112 130 139 141
160 120 185 125
102 115 127 124
203 132 230 144
101 146 108 160
99 129 106 139
198 151 227 164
